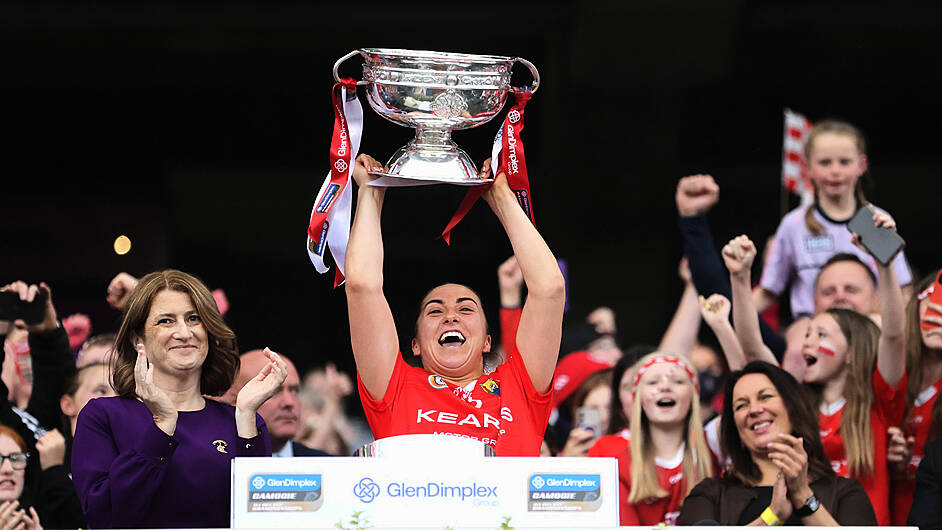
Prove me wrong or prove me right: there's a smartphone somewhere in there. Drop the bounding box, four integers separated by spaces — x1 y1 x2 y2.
847 206 905 266
20 293 46 325
0 292 17 321
922 270 942 331
576 407 602 440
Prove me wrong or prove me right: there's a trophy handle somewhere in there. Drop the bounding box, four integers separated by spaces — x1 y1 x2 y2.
514 57 541 94
333 50 370 85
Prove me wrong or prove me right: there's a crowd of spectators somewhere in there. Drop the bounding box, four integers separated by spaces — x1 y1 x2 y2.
2 118 941 528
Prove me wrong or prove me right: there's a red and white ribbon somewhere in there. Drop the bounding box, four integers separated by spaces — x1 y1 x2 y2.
440 89 535 244
631 355 700 395
307 79 363 287
782 108 813 205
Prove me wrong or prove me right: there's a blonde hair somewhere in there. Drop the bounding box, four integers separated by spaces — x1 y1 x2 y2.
807 309 879 477
802 120 868 236
627 352 713 503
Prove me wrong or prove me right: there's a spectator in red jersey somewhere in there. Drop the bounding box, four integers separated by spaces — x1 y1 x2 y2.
587 345 655 461
558 369 611 457
345 155 565 456
889 268 942 524
721 211 906 526
612 352 713 526
678 361 875 525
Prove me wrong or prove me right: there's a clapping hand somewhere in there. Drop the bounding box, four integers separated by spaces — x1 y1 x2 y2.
134 343 178 435
0 501 41 530
767 433 814 512
722 235 757 279
236 348 288 415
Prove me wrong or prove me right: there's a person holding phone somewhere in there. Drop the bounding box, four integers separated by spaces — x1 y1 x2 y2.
889 268 942 524
754 120 913 320
721 210 907 525
612 352 714 526
558 369 611 457
345 154 565 457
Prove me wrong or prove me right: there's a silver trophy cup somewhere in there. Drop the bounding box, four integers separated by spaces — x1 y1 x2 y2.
333 48 539 185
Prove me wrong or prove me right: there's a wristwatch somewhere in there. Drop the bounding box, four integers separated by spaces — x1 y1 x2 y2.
795 494 820 517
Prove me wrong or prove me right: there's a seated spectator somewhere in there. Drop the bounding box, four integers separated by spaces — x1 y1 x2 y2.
223 349 329 457
678 361 876 525
614 352 713 526
72 270 286 528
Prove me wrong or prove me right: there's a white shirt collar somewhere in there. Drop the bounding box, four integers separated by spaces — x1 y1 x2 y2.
273 441 294 458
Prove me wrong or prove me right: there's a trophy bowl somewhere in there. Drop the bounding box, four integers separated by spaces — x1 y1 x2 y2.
334 48 539 185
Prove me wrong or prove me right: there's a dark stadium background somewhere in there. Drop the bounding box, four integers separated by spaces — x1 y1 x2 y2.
3 2 940 386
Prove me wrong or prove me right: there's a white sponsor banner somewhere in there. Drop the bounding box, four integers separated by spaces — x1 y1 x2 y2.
232 456 617 528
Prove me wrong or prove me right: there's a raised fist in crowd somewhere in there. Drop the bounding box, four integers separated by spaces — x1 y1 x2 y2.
676 174 720 217
106 273 139 310
722 235 757 278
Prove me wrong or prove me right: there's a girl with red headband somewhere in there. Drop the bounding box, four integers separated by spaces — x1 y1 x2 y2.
612 352 714 526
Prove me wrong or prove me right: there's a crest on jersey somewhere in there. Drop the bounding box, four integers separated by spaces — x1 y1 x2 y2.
428 374 448 389
480 378 500 395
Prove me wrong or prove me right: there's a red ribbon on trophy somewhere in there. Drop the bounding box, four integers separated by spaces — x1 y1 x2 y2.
440 89 535 244
307 78 362 287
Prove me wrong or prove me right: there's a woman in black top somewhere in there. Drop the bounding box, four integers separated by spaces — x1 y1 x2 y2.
678 362 875 525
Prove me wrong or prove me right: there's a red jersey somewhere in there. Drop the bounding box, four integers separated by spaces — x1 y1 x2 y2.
891 376 942 525
499 307 522 357
614 441 688 526
587 429 630 458
356 344 553 456
818 369 906 526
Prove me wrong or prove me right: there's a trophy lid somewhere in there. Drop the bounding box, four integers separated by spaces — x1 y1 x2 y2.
360 48 515 66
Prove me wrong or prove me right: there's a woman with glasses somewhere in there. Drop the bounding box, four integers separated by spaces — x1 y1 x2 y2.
0 424 41 529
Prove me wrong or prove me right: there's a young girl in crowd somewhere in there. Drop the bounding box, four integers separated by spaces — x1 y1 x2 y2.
755 120 912 319
724 223 906 525
890 269 942 524
611 353 713 526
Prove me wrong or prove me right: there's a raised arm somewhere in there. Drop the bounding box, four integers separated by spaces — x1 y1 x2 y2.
483 173 565 393
858 210 905 386
658 258 701 356
345 154 400 401
722 235 777 365
699 293 747 371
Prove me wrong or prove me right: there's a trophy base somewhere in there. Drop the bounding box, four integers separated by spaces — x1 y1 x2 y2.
367 144 493 187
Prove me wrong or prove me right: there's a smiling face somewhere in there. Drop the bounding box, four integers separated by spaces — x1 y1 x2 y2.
801 313 849 383
814 261 878 314
807 132 867 201
0 435 25 502
411 284 491 382
638 362 694 428
141 290 209 377
732 373 793 456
